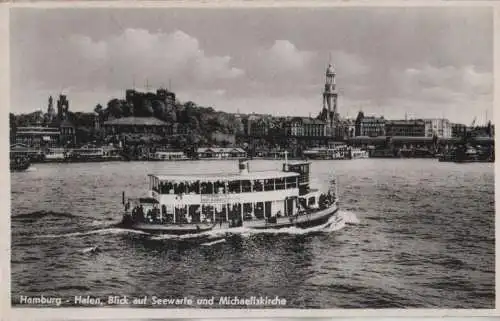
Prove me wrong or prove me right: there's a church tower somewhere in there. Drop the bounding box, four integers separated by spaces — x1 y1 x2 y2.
323 63 338 137
47 96 56 123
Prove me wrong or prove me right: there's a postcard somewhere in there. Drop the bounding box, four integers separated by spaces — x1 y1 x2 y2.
4 1 498 319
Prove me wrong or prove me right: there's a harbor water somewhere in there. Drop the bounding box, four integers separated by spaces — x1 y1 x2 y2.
11 159 495 308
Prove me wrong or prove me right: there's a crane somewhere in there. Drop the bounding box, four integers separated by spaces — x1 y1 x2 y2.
471 117 476 128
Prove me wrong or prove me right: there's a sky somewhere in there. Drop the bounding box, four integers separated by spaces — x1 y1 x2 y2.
10 6 493 124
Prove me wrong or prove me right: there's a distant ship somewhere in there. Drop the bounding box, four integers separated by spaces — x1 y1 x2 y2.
119 156 341 238
439 145 494 163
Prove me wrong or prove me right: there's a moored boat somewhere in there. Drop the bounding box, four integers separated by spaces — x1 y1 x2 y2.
348 148 369 159
119 154 340 238
149 151 189 161
10 155 31 171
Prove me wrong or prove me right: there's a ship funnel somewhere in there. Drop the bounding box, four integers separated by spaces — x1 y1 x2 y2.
239 159 250 175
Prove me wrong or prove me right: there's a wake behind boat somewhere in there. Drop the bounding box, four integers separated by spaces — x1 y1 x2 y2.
120 154 340 238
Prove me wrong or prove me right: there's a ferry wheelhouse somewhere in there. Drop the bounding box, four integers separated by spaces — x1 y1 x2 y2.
121 157 340 236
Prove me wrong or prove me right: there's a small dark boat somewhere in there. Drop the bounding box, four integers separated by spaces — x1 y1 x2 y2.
10 156 31 171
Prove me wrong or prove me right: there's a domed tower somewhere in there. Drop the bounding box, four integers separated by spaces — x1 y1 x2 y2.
323 63 338 137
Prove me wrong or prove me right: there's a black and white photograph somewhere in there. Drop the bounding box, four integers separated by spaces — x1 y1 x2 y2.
9 2 495 313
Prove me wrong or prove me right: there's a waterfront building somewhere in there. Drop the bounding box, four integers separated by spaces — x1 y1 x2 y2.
197 147 247 159
355 111 386 137
424 118 452 138
386 119 426 137
174 123 190 135
233 114 246 135
246 114 261 136
60 119 76 146
451 123 467 138
15 126 61 149
250 117 270 137
103 116 173 135
285 117 326 137
334 119 355 140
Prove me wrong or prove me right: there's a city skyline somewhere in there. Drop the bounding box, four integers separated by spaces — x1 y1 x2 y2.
11 7 493 125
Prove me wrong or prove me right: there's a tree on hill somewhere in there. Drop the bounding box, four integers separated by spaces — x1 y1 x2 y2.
152 100 166 120
107 99 123 118
140 99 154 117
94 104 103 115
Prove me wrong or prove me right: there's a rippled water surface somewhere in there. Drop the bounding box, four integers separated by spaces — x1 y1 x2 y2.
11 159 495 308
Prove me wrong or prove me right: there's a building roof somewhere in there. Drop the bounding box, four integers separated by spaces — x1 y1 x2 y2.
197 147 246 153
386 120 425 125
290 117 325 125
361 117 385 122
103 117 168 126
150 170 299 182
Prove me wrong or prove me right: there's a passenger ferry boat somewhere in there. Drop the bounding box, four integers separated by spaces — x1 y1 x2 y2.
120 155 340 237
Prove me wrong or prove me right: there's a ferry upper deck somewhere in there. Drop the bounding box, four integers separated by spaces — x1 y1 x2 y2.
148 170 301 195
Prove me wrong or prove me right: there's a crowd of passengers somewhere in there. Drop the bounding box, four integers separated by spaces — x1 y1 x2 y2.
129 204 243 225
153 179 297 195
127 190 336 225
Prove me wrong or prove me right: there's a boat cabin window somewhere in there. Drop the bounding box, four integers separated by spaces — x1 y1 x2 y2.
228 180 240 193
153 176 299 195
214 181 226 194
253 180 263 192
159 181 175 194
187 181 200 194
264 179 274 191
286 176 298 189
174 182 187 194
275 177 285 190
241 180 252 193
288 163 310 175
254 202 265 219
200 182 214 194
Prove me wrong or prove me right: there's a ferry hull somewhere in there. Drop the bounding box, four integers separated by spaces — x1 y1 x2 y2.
245 204 339 230
119 204 339 237
119 216 218 235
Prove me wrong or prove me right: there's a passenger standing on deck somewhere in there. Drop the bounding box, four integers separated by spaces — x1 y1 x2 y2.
139 205 144 222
